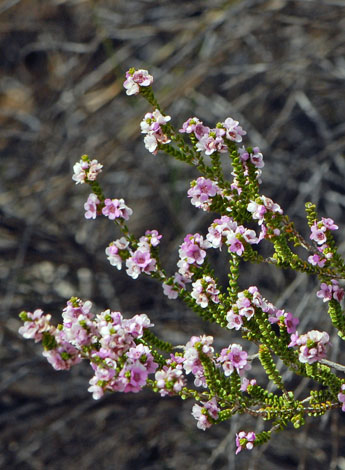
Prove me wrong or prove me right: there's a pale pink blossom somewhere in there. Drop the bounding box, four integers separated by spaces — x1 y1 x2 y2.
222 117 246 143
192 397 219 431
105 237 129 270
310 222 327 245
338 384 345 412
289 330 330 364
84 193 100 219
235 431 256 454
226 310 243 330
191 276 220 308
102 198 133 221
72 158 103 184
308 253 326 268
217 344 251 376
179 117 210 140
123 68 153 95
18 309 52 342
188 177 220 210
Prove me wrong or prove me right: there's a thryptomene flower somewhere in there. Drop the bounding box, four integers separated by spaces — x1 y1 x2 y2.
317 279 344 303
19 73 345 450
105 237 129 270
123 68 153 95
338 384 345 412
18 309 52 342
179 117 210 139
72 157 103 184
239 146 264 169
221 117 246 143
188 177 220 210
102 198 133 221
217 344 251 376
191 275 220 308
289 330 330 364
310 222 327 245
140 109 171 154
235 431 256 454
84 193 100 219
192 397 219 431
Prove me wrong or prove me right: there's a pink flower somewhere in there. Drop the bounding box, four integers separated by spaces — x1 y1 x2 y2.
191 276 220 308
322 217 338 230
123 68 153 95
105 237 129 270
84 193 100 219
317 282 333 302
183 335 214 388
317 280 344 303
338 384 345 412
240 377 257 392
119 361 148 393
18 309 52 342
239 146 264 168
226 310 243 330
222 117 246 143
179 233 210 266
42 329 81 371
102 198 133 221
235 431 256 454
162 283 179 299
217 344 251 376
192 397 219 431
289 330 330 364
126 248 157 279
141 109 171 154
310 222 327 245
308 253 326 267
188 177 220 210
196 131 227 155
72 158 103 184
226 234 244 256
179 117 210 140
247 201 267 224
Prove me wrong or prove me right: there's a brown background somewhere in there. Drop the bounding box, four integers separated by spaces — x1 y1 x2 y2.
1 0 345 469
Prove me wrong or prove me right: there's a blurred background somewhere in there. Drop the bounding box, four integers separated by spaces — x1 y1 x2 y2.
1 0 345 468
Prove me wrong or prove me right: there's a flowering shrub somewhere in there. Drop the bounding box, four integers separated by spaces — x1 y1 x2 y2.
19 68 345 454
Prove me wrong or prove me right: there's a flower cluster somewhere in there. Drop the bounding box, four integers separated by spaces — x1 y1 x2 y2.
19 68 345 455
288 330 330 364
192 397 220 431
207 215 259 254
235 431 256 454
123 68 153 95
125 230 161 279
72 156 103 184
217 344 250 376
308 217 338 266
102 198 133 221
191 275 220 308
155 354 186 397
187 177 220 211
141 109 171 154
180 116 245 156
316 279 344 303
183 335 214 388
19 300 158 398
247 196 283 227
176 233 210 281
